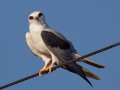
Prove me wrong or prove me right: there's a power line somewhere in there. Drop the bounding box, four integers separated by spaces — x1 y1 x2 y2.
0 42 120 90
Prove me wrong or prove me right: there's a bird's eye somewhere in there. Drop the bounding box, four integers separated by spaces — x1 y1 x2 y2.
38 13 43 17
29 16 34 20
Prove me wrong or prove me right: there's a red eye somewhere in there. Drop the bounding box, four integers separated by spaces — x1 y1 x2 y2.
29 16 33 20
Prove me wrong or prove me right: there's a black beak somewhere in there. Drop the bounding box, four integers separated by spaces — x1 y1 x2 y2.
36 16 39 20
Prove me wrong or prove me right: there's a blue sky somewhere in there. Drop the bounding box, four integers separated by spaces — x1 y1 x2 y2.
0 0 120 90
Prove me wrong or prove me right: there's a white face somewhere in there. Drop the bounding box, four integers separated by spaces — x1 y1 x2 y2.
28 11 43 24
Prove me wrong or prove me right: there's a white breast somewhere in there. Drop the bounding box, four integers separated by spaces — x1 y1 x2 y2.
29 23 50 55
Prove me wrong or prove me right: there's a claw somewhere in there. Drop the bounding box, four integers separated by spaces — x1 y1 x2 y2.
39 65 49 76
39 62 55 76
48 62 55 73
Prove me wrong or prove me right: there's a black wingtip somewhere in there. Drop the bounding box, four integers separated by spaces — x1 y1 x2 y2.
89 81 93 88
85 77 93 87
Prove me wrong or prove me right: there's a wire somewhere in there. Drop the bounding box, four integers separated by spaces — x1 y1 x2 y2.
0 42 120 90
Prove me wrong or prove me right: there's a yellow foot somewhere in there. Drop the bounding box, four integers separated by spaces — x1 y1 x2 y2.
39 67 49 76
48 66 54 73
48 62 55 73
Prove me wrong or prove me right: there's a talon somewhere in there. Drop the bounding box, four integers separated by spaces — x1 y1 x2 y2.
39 65 49 76
39 71 43 76
49 66 54 72
48 62 55 73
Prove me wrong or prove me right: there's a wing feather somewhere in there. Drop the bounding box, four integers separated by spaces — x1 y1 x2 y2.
41 30 92 86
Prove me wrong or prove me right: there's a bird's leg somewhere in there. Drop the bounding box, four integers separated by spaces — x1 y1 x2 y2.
39 64 49 76
39 57 52 76
48 62 55 73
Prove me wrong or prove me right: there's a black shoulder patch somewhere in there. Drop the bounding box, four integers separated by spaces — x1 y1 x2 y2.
41 31 70 49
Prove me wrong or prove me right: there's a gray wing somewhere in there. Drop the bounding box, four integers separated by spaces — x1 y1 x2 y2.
41 30 92 87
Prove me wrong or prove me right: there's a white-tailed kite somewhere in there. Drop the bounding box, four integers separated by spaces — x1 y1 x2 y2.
25 11 104 86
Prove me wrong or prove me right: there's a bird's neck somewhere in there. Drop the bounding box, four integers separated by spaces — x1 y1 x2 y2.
29 23 49 34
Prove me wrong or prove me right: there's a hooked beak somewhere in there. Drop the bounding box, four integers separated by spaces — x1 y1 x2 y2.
35 16 39 20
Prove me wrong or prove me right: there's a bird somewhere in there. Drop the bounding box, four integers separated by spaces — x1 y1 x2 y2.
25 11 104 87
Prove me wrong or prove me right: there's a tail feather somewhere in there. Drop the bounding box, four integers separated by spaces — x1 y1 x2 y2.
62 65 100 80
82 58 105 68
82 67 100 80
75 54 105 68
66 63 93 87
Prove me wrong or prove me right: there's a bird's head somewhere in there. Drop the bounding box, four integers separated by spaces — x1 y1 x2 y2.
28 11 45 25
